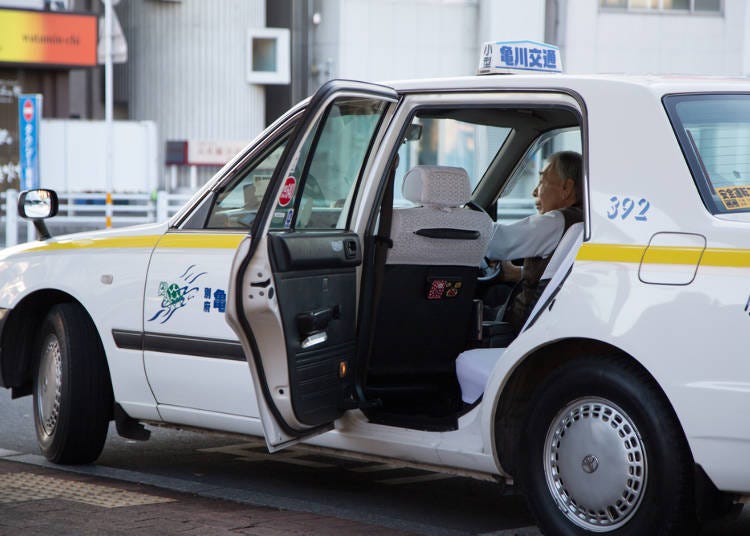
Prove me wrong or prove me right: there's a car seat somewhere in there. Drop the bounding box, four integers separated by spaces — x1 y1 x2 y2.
366 165 493 416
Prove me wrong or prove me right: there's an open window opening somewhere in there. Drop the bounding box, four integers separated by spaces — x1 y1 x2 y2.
360 105 583 432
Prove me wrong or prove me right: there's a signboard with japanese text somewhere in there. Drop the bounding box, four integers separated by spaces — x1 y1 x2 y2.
18 93 41 191
187 140 249 166
0 8 97 68
478 40 563 75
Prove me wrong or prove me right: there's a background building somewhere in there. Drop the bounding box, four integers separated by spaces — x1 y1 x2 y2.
1 0 748 195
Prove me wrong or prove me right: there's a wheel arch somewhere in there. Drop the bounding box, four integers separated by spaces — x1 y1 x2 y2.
490 337 689 479
0 290 98 396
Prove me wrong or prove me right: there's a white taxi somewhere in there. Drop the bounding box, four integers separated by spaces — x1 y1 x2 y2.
2 42 750 534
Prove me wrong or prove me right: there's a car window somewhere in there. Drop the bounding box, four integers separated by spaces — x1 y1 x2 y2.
394 115 512 207
665 94 750 214
497 127 582 223
271 96 391 230
204 137 288 230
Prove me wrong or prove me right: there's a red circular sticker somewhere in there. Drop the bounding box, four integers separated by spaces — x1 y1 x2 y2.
278 177 296 207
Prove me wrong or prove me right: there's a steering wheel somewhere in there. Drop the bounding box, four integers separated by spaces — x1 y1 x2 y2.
479 256 503 283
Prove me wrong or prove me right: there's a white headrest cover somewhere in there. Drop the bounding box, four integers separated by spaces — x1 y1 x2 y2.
402 166 471 208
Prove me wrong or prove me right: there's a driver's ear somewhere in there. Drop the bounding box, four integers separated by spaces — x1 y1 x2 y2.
562 178 575 200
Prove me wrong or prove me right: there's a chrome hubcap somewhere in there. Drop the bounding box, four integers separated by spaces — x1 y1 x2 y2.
543 397 647 532
36 334 62 437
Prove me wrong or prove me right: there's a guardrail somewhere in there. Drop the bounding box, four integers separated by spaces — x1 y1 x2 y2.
0 190 536 249
1 190 193 248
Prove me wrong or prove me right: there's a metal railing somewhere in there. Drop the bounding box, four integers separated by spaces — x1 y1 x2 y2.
0 190 536 248
1 190 193 248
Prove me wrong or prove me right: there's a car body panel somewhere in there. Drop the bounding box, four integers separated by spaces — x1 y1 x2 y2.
1 74 750 493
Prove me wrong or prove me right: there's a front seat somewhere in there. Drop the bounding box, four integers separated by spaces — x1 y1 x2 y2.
366 165 493 414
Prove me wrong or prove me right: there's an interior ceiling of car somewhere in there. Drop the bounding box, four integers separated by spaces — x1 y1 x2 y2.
417 107 579 131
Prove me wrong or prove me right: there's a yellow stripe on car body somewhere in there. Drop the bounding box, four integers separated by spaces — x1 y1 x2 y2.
577 243 750 268
6 233 246 255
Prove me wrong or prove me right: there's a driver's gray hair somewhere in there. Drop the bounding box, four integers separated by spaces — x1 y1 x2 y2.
549 151 583 205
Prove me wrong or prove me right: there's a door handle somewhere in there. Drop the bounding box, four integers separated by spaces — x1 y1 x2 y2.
344 239 358 260
301 331 328 349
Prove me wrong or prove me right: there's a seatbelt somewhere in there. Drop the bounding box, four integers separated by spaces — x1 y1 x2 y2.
374 156 397 255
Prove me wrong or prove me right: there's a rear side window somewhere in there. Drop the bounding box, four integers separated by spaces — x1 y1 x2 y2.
665 94 750 214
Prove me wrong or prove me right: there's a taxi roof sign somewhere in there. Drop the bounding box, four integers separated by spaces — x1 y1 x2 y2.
477 40 563 75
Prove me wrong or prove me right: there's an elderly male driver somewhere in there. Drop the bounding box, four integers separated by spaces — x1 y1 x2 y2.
486 150 583 332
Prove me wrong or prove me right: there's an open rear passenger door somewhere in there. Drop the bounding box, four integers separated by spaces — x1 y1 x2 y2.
226 80 398 451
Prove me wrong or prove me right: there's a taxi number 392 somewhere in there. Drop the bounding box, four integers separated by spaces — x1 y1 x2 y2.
607 196 650 222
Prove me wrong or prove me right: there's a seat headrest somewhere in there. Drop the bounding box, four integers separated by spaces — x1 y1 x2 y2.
402 166 472 208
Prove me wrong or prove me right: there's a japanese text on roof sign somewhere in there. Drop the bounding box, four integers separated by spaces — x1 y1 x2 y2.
477 40 563 75
498 46 557 70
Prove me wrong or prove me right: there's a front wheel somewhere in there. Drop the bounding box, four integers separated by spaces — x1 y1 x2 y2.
33 303 113 464
520 356 696 535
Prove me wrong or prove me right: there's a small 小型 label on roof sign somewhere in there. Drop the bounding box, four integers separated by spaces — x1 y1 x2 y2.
478 40 563 75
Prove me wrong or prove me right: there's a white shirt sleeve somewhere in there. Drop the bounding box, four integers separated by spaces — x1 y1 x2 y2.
486 210 565 260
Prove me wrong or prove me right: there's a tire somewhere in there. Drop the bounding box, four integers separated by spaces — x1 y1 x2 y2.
519 356 696 535
33 303 113 464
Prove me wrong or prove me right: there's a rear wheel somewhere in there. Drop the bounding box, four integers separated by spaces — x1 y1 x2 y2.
519 356 696 535
33 303 113 464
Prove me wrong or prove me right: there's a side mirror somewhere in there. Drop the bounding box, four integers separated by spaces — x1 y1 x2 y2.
18 189 59 240
18 189 59 219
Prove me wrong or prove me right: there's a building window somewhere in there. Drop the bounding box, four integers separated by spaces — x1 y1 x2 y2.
247 28 290 85
600 0 721 12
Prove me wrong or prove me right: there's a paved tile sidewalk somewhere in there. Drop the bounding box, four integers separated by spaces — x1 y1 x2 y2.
0 459 413 536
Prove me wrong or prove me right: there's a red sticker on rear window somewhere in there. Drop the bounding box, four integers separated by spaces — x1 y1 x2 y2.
278 177 296 207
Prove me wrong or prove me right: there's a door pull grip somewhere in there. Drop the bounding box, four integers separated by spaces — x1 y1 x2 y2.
301 331 327 349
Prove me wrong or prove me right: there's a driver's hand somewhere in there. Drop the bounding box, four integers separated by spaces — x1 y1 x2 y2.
499 260 523 282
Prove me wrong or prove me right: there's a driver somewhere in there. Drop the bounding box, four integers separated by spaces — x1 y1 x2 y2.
486 151 583 332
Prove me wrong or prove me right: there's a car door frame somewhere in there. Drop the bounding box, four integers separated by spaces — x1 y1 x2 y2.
227 80 400 450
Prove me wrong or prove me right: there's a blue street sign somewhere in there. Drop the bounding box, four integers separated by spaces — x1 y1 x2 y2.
18 94 42 191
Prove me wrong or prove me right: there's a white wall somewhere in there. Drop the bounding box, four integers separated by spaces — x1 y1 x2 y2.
40 120 158 192
478 0 545 47
316 0 480 83
118 0 267 189
564 0 748 75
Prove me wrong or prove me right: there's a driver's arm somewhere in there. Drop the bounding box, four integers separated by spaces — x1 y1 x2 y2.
486 210 566 261
499 260 523 282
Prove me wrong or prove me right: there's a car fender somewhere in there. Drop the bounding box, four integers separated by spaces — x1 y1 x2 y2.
0 222 169 420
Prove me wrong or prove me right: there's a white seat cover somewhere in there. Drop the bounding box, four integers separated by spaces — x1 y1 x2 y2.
455 348 506 404
387 165 493 267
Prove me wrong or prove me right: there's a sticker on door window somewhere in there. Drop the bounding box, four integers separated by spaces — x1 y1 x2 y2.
284 209 295 228
148 265 207 323
716 186 750 210
278 177 296 207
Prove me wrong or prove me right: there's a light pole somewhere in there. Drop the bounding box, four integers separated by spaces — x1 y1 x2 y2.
102 0 117 228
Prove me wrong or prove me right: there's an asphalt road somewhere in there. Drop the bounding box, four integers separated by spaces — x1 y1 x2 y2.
1 388 748 535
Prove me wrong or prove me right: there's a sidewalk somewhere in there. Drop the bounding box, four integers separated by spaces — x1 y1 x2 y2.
0 459 413 536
